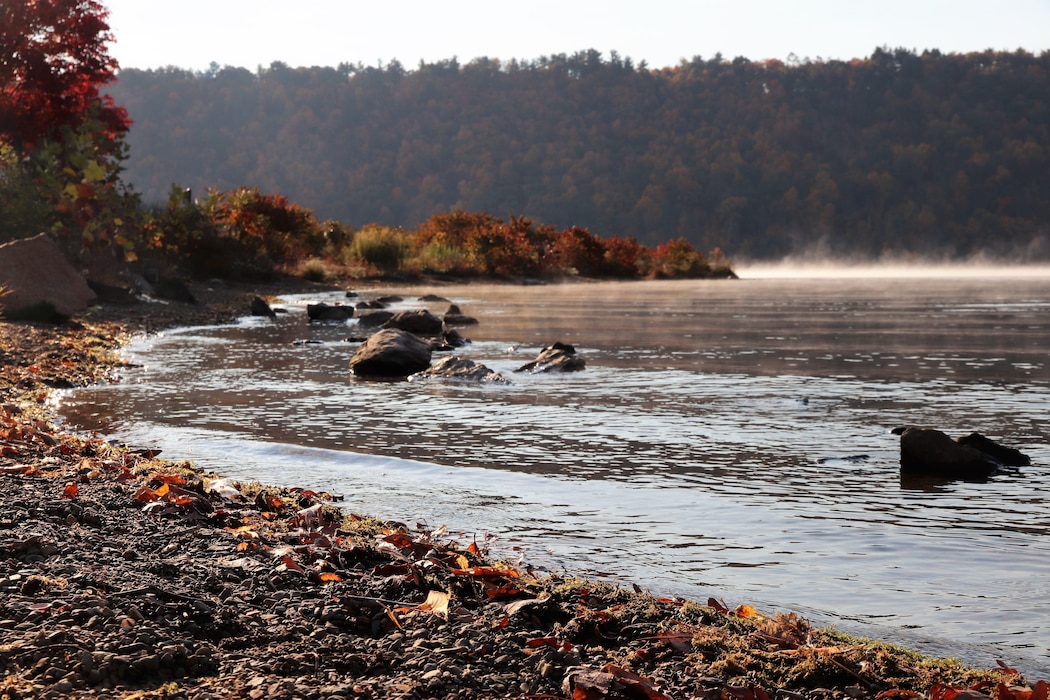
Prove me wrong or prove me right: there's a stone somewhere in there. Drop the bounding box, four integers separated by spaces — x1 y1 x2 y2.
154 277 197 304
410 356 509 383
250 296 277 318
349 328 433 377
896 427 1001 479
307 303 353 322
382 309 444 336
956 432 1031 466
355 310 394 328
0 233 96 321
443 304 479 326
514 341 586 373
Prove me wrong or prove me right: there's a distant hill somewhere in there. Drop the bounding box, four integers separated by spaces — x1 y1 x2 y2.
109 48 1050 260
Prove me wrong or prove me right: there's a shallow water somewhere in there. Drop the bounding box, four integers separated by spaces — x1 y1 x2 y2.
59 274 1050 677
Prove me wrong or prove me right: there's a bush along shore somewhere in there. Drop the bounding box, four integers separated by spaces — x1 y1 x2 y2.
1 281 1047 700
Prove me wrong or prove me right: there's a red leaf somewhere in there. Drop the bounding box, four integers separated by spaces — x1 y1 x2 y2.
281 556 304 573
134 485 160 502
62 482 79 499
708 597 731 614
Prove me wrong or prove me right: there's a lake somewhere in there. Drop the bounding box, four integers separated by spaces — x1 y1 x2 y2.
58 268 1050 678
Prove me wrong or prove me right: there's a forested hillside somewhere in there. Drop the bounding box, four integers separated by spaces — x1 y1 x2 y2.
110 48 1050 259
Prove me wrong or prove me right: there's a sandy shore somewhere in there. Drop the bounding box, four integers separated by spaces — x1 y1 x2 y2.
0 278 1042 699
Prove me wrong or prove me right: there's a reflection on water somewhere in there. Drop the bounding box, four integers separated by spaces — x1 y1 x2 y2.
59 276 1050 677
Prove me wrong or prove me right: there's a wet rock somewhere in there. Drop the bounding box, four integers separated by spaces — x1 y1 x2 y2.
896 427 1001 479
515 342 586 373
250 296 277 318
307 303 353 322
355 310 394 328
443 304 479 326
410 356 510 383
442 329 471 348
956 432 1030 466
382 309 444 336
349 328 433 378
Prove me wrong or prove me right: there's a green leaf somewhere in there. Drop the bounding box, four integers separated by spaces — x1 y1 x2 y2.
82 159 106 182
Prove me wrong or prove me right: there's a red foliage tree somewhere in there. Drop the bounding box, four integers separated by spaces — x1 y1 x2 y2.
0 0 129 149
601 235 644 277
547 226 607 276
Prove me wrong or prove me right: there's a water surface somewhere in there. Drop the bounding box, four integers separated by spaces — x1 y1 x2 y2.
60 274 1050 677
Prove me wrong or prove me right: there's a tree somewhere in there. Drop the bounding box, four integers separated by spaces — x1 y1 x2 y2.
0 0 134 253
0 0 129 150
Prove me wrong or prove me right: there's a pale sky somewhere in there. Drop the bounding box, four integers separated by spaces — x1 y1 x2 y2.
102 0 1050 73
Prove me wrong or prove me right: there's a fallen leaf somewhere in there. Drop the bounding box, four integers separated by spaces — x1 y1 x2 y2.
62 482 78 499
451 566 519 578
418 590 450 619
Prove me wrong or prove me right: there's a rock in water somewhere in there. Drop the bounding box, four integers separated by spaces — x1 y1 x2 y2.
410 356 509 383
349 328 433 378
897 427 1001 479
956 432 1031 466
250 296 277 318
307 303 354 322
514 341 586 373
382 309 444 336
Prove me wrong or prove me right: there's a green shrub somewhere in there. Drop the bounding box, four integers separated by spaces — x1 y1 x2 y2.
345 225 408 271
412 241 468 274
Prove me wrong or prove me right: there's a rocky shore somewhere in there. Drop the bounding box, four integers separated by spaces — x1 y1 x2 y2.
0 278 1045 699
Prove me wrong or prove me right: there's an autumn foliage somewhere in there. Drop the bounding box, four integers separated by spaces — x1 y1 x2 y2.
143 189 735 281
0 0 129 148
0 0 135 257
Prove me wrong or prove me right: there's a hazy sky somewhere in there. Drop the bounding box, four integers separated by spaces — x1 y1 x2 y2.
102 0 1050 72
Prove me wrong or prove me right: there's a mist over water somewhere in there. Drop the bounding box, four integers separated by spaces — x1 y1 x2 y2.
737 261 1050 280
58 273 1050 678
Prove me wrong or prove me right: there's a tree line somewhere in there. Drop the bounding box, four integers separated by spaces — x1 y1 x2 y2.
0 0 730 286
109 48 1050 260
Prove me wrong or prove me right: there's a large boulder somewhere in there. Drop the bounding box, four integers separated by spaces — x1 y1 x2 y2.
383 309 444 336
410 356 509 383
0 233 96 321
349 328 433 378
896 427 1002 479
515 341 586 373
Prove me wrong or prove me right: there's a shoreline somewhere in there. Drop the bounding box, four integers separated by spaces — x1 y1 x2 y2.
1 277 1044 699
